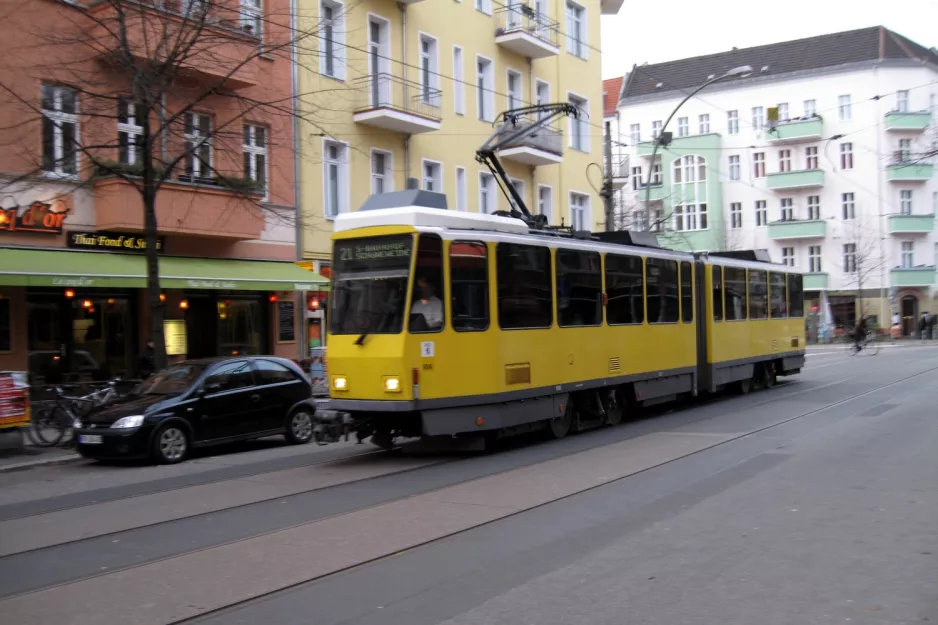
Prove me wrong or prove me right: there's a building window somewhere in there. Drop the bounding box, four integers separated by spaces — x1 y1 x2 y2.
367 18 389 105
419 34 440 106
456 166 467 211
777 102 789 121
755 200 767 226
897 90 909 113
778 149 791 173
497 243 552 329
650 162 661 184
453 46 465 115
568 94 589 152
781 247 795 267
730 202 742 228
41 84 79 176
629 123 640 144
565 1 586 59
727 110 739 135
843 243 857 273
556 249 602 327
838 94 851 121
803 99 816 117
840 142 854 169
538 185 553 222
475 0 492 14
320 1 346 80
807 195 820 220
842 192 855 219
630 166 643 189
728 154 740 181
677 116 688 137
780 197 793 221
809 245 822 273
183 112 211 179
671 155 708 231
479 172 496 213
651 120 662 139
506 69 523 111
900 189 913 215
646 258 679 323
535 79 550 120
605 254 644 325
450 241 488 332
753 152 765 178
898 138 912 162
324 141 348 218
371 150 390 195
751 106 764 130
805 146 818 170
509 178 525 212
422 160 442 192
476 56 494 122
240 0 262 38
699 114 710 134
569 192 588 230
901 241 914 268
117 99 143 167
243 124 267 196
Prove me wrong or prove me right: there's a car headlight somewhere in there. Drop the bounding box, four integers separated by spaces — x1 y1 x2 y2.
72 418 82 429
111 415 145 429
383 377 401 393
332 376 348 391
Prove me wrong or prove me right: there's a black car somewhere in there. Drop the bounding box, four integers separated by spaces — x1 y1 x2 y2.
74 356 316 464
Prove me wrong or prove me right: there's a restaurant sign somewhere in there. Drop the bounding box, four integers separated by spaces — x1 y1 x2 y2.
0 198 71 234
67 231 165 253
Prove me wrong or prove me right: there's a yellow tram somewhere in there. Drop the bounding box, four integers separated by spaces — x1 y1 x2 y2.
322 190 805 446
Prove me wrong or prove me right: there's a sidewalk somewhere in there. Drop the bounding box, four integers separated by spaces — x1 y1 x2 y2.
0 431 81 473
807 339 938 349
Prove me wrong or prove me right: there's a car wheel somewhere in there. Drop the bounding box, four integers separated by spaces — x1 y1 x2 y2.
152 424 189 464
285 410 314 445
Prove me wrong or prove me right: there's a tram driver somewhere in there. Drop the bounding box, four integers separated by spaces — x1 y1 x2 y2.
410 276 443 330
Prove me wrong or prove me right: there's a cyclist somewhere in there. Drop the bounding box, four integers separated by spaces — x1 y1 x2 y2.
853 316 868 353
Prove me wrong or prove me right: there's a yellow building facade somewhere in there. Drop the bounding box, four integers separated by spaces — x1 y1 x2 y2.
296 0 622 263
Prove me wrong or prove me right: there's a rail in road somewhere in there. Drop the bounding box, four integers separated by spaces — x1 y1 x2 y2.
1 348 936 624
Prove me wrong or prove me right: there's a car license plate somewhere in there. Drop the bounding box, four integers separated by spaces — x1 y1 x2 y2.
78 434 103 445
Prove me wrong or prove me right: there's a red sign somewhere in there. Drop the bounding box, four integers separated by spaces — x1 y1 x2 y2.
0 197 71 234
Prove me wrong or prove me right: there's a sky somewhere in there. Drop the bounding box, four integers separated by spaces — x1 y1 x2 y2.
599 0 938 80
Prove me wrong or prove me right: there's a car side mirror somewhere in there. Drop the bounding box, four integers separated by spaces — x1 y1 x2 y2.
200 382 222 396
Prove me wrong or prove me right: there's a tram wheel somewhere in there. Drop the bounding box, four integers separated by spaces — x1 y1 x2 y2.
547 403 574 439
603 388 624 426
763 364 777 389
736 378 752 395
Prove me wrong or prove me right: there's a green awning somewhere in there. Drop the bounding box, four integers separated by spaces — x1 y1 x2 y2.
0 248 329 291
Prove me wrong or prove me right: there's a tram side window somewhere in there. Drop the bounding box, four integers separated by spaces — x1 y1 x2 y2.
605 254 644 325
788 273 804 318
450 241 489 331
724 267 747 321
410 234 445 333
712 265 724 321
748 269 768 320
770 272 787 319
497 243 553 329
645 258 679 323
680 261 693 323
557 249 602 327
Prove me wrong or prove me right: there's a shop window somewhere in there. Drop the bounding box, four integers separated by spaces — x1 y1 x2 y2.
450 241 489 332
680 261 693 323
770 272 787 318
712 265 723 321
724 267 747 321
497 243 552 329
748 269 768 320
556 249 602 327
410 234 444 333
204 360 255 392
253 359 299 385
788 274 804 318
0 297 10 352
605 254 644 325
218 299 264 356
645 258 679 323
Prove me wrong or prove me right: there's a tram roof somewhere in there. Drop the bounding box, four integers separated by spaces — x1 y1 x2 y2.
333 204 532 235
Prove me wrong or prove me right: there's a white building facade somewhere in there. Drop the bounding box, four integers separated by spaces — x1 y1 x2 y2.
612 27 938 331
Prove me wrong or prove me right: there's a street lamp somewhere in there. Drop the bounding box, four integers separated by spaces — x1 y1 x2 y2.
643 65 753 230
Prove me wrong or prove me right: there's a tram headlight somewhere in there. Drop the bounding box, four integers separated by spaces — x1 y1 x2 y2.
332 376 348 391
383 377 401 393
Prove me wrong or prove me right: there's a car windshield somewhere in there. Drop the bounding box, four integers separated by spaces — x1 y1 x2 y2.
329 235 412 335
135 363 208 396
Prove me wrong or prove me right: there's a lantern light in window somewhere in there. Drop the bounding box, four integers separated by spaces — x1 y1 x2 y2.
160 293 166 302
64 289 75 299
269 293 278 303
179 299 189 310
81 299 93 308
107 298 115 305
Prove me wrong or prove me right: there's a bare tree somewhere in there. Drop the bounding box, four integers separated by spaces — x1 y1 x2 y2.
840 218 887 322
0 0 343 369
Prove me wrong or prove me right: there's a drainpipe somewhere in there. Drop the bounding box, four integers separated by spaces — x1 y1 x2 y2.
290 0 307 357
399 2 410 181
404 135 411 182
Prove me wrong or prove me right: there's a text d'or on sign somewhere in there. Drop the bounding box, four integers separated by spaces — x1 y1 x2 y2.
0 198 71 234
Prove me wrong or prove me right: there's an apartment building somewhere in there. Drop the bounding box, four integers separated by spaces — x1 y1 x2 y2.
0 0 322 380
612 27 938 331
297 0 622 270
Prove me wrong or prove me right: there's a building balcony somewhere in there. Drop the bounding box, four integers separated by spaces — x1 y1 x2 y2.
636 182 668 201
884 110 932 132
766 116 824 144
606 156 629 189
352 74 442 135
601 0 625 14
803 273 829 291
886 161 934 182
636 132 723 157
887 213 935 234
767 219 827 240
93 176 264 240
88 1 259 90
766 169 825 190
890 266 937 288
495 116 563 166
494 6 560 59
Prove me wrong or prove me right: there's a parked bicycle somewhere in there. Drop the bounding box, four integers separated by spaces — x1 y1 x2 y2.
27 378 127 447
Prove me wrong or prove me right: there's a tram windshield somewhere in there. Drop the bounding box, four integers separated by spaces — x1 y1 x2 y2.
329 235 412 335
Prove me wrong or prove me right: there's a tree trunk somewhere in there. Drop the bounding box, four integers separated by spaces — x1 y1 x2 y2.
143 186 167 371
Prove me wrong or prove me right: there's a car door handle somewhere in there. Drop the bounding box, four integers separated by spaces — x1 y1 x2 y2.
250 394 261 402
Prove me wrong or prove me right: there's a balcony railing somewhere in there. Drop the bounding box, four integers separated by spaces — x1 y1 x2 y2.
494 115 563 155
495 4 560 48
886 156 934 182
352 73 443 122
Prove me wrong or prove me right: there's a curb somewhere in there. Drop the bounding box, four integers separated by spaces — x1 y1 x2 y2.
0 452 82 474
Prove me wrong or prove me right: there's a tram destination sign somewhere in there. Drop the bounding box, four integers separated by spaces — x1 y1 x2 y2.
335 235 412 271
67 231 164 253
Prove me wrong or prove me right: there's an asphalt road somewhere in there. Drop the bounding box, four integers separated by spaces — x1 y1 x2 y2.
1 345 936 624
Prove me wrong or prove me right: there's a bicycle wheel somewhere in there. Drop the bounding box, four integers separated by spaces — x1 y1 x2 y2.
865 339 879 356
29 405 69 447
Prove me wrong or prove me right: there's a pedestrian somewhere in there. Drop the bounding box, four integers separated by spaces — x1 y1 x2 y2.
853 316 868 353
137 338 156 380
920 313 928 340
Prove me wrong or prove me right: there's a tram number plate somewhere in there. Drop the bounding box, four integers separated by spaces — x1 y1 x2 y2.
78 435 103 445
